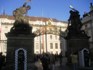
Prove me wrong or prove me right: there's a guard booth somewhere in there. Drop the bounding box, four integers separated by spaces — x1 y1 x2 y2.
79 48 90 67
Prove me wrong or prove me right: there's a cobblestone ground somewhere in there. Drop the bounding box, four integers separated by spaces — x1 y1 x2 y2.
35 60 73 70
51 64 73 70
35 60 93 70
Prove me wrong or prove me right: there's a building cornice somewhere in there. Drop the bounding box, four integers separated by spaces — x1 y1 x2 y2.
0 15 67 23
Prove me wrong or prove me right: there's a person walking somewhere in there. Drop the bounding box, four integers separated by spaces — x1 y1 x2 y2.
71 53 78 70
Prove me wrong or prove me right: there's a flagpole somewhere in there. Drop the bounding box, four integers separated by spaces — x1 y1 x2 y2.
39 29 41 54
39 17 42 54
0 29 1 53
0 36 1 53
41 9 45 53
42 30 44 53
45 22 47 53
41 8 47 53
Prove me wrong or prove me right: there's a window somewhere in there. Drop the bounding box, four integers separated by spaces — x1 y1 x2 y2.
50 43 53 49
36 36 38 40
5 26 8 28
55 35 57 39
36 43 39 49
55 43 58 49
50 35 52 39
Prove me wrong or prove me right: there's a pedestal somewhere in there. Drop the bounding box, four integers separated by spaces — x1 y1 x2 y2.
66 37 89 53
4 33 35 70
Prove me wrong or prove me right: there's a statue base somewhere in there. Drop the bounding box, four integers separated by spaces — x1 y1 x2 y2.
4 21 36 70
10 21 32 35
65 27 90 54
66 37 89 54
3 33 36 70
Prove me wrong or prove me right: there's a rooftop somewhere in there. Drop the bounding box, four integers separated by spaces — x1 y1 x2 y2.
0 15 67 23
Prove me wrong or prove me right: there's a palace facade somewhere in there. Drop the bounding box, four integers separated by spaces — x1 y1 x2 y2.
0 15 68 55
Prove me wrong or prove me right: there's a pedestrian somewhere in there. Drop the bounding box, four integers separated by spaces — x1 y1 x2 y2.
62 56 67 66
40 54 50 70
71 53 78 70
0 53 3 70
59 51 63 66
35 59 43 70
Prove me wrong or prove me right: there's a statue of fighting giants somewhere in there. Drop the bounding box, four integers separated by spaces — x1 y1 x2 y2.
68 6 82 32
13 0 31 23
66 5 88 38
10 0 32 34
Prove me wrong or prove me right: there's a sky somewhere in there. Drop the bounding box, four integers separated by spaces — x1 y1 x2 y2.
0 0 93 21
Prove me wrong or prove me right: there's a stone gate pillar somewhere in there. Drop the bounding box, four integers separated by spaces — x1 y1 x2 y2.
5 33 35 70
65 9 90 67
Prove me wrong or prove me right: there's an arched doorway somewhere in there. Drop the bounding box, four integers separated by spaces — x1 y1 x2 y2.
15 48 27 70
79 48 89 67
